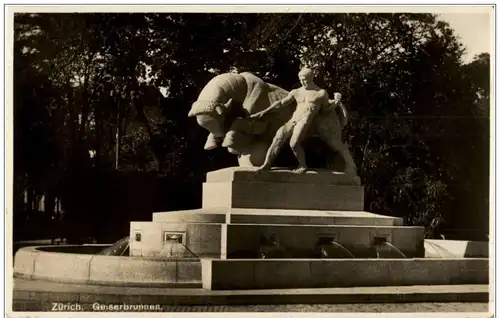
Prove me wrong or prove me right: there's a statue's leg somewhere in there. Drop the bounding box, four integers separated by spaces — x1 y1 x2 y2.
319 132 357 176
257 122 293 171
237 141 269 167
290 118 314 173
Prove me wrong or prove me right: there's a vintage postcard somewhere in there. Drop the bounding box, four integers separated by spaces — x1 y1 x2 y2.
4 3 496 317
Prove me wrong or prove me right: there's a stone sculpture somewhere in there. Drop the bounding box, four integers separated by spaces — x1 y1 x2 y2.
188 68 357 176
249 67 356 175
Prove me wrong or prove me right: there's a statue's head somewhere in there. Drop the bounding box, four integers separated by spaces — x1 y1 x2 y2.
298 67 315 88
334 92 342 101
188 99 233 139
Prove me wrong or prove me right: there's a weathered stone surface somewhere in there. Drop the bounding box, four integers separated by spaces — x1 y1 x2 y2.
202 167 363 211
129 222 223 258
33 250 93 284
203 181 364 211
201 258 489 290
14 246 202 287
223 223 424 259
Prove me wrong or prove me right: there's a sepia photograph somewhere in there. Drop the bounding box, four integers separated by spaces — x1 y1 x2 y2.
6 4 495 316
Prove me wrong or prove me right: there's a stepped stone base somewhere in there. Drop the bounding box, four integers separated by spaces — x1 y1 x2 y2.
129 167 427 289
152 209 404 226
130 220 424 259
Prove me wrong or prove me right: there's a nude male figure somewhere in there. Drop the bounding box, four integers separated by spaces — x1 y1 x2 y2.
250 67 331 173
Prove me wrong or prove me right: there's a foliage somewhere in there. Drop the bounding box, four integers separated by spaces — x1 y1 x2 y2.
13 12 490 240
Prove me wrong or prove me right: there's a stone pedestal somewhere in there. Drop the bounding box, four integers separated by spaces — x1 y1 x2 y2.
203 167 364 211
129 167 429 289
130 167 423 259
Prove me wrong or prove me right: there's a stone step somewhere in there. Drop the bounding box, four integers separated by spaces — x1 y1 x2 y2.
130 221 424 259
201 258 489 290
152 208 403 226
223 223 424 259
13 278 490 306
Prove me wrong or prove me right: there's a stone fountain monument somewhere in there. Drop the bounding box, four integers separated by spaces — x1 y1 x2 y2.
124 68 487 290
13 68 488 304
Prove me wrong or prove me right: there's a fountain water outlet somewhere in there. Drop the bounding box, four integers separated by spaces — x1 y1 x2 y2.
259 234 287 258
316 237 355 259
372 236 407 259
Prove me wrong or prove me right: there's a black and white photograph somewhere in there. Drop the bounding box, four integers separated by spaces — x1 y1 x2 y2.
6 4 495 315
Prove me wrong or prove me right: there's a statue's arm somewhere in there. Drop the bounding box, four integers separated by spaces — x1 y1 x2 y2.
250 90 296 119
337 101 349 127
321 91 343 113
320 90 330 108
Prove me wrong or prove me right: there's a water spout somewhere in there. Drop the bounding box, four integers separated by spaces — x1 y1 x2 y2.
424 241 454 258
259 238 288 258
375 245 380 259
321 241 355 259
383 241 407 259
167 241 198 258
120 242 130 256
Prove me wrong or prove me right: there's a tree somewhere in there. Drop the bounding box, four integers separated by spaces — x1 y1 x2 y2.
13 12 490 241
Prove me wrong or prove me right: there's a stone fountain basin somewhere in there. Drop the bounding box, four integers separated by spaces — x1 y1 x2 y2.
13 245 201 288
200 257 489 290
424 239 489 258
14 242 489 290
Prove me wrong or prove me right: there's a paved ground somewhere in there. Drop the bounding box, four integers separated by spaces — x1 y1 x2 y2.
13 278 490 296
12 278 491 313
12 301 491 312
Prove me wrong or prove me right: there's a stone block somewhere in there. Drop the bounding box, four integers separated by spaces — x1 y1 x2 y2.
131 222 224 259
202 259 255 290
225 224 261 258
13 247 39 278
310 259 392 287
225 224 424 258
252 260 312 289
14 246 203 287
173 260 202 284
456 258 490 284
228 209 403 226
201 259 213 289
130 222 163 257
388 259 450 285
88 256 201 286
203 181 364 211
89 256 173 285
201 258 489 290
186 224 222 246
33 250 92 284
392 227 426 257
202 182 233 208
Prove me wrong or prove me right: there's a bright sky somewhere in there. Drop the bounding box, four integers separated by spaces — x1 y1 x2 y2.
438 13 493 62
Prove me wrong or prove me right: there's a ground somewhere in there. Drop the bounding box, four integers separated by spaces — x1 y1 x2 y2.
12 301 490 312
